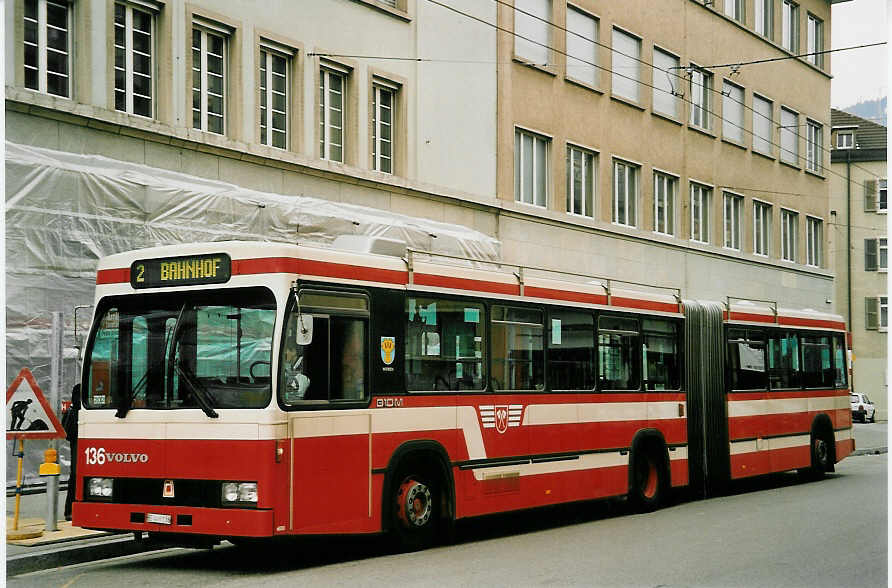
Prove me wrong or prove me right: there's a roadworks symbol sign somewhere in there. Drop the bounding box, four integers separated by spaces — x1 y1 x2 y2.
6 367 65 440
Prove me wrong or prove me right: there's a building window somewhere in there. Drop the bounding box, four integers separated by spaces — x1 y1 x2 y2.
320 66 347 162
807 14 823 67
566 6 597 87
689 66 712 130
722 81 744 144
690 183 711 244
653 172 676 236
866 296 888 330
753 201 771 256
724 0 744 22
566 145 596 218
806 120 822 173
514 0 551 66
780 107 798 165
880 179 888 211
24 0 71 97
865 237 888 271
259 46 289 150
781 209 798 262
723 192 743 250
192 25 226 135
515 128 549 207
652 48 680 118
755 0 773 38
114 3 154 118
806 216 822 267
612 159 638 227
612 28 641 103
782 0 799 53
753 94 773 155
836 130 854 149
373 81 397 173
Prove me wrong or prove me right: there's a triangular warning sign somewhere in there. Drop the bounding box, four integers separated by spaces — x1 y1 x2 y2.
6 368 65 440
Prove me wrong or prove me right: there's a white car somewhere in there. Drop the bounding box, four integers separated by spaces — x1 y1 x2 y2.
851 393 876 423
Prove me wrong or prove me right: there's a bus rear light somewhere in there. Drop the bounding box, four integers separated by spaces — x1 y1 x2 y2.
221 481 258 506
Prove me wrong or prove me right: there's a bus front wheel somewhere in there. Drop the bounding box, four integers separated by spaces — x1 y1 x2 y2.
392 469 439 551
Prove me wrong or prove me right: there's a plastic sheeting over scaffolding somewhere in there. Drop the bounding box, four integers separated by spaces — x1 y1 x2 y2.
5 141 501 487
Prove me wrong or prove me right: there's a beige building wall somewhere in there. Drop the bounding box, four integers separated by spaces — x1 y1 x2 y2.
496 0 834 307
830 153 888 419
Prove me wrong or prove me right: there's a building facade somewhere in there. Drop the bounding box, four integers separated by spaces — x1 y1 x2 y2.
6 0 839 310
830 109 887 420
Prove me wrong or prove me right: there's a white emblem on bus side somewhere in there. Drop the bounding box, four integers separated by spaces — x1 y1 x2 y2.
479 405 523 434
375 398 404 408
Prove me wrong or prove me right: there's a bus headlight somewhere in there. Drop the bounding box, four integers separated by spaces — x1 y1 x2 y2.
87 477 114 499
221 481 258 506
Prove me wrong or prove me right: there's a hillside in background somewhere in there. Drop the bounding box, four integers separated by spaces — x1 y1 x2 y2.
841 97 887 127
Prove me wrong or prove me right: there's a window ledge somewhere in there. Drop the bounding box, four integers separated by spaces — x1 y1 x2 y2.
610 94 646 111
721 137 747 151
688 124 716 139
565 76 604 95
780 159 801 171
611 221 639 230
805 168 826 180
651 110 683 126
513 57 557 77
348 0 411 21
753 149 776 162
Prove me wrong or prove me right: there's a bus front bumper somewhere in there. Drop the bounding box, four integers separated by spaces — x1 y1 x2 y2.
73 502 275 537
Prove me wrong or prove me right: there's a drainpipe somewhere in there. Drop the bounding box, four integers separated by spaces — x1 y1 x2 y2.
846 150 852 332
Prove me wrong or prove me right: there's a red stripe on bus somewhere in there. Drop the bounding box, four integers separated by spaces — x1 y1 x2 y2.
524 286 608 306
611 297 680 313
778 316 847 330
725 311 775 324
96 268 130 284
413 273 520 296
233 257 408 284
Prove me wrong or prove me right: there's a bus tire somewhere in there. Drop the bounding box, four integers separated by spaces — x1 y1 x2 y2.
809 430 833 478
628 445 667 513
391 465 440 551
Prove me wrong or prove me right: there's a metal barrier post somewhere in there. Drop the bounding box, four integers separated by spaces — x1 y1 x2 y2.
46 311 63 532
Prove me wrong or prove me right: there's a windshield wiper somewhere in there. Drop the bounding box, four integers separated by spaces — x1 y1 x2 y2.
175 360 219 419
115 371 147 419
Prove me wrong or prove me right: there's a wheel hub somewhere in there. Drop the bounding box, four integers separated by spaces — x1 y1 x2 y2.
397 479 432 528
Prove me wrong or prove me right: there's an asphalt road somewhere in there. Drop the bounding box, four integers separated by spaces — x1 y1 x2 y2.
8 452 886 588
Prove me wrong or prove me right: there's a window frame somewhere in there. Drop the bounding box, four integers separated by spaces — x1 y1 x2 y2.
752 93 774 156
723 191 743 251
652 46 681 119
779 106 799 166
780 208 799 263
724 0 744 22
755 0 774 39
612 158 639 228
805 215 823 267
114 1 156 118
565 4 598 88
805 119 822 173
879 179 888 212
806 13 824 68
515 127 551 208
490 304 546 392
191 21 229 135
611 26 642 103
836 130 854 149
753 199 772 257
597 314 642 392
514 0 551 66
259 41 292 150
566 143 597 218
653 169 677 236
782 0 800 54
690 181 712 244
721 79 745 145
689 65 712 131
319 62 349 163
23 0 72 98
372 78 399 174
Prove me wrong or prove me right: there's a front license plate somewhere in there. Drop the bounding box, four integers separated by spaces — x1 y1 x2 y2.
146 513 172 525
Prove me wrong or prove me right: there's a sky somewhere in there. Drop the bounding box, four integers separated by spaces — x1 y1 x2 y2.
830 0 888 108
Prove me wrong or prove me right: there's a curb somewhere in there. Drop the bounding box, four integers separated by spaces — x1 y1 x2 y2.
7 535 166 577
851 446 887 457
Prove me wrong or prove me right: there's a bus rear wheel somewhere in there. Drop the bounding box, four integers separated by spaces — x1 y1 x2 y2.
628 448 666 512
392 469 438 551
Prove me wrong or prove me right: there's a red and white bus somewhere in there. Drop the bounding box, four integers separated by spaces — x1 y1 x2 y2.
72 239 854 549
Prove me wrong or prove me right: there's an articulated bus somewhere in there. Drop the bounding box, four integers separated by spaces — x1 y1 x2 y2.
72 239 854 549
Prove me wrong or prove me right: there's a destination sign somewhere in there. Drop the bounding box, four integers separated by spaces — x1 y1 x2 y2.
131 253 231 289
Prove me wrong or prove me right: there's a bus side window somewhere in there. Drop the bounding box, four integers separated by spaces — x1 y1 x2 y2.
727 329 767 391
767 331 801 390
642 319 679 391
802 334 834 389
598 316 640 391
832 335 848 388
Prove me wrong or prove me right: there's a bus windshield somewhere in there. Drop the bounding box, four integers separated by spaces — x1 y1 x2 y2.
84 287 276 412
